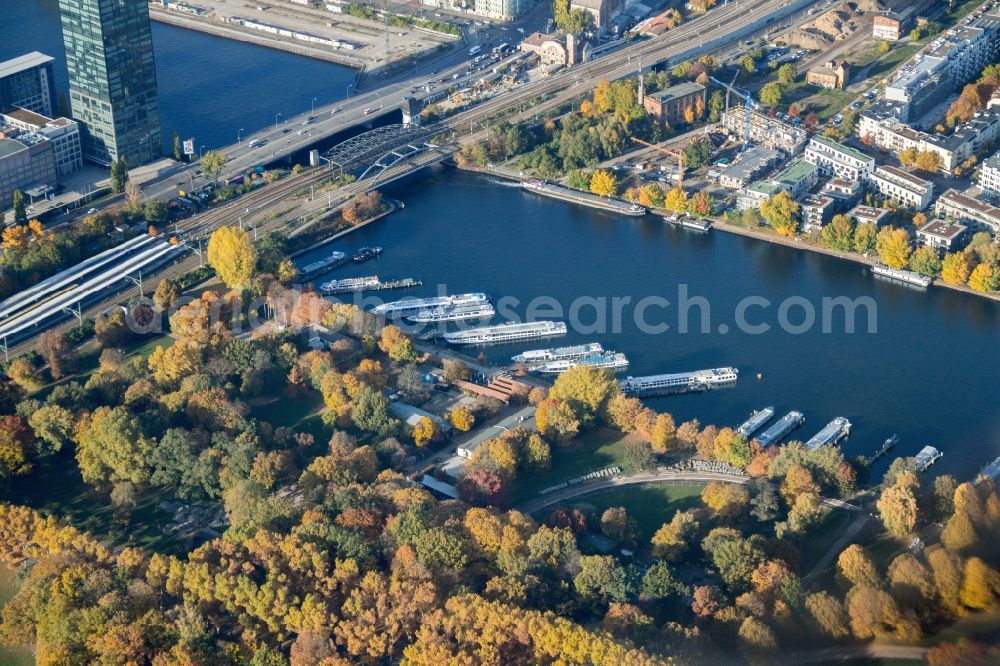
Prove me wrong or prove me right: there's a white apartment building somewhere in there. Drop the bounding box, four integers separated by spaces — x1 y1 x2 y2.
934 188 1000 233
979 150 1000 200
803 135 875 182
868 165 934 210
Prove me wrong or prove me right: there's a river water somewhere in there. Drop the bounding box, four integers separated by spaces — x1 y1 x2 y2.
0 0 356 152
4 4 1000 481
299 168 1000 481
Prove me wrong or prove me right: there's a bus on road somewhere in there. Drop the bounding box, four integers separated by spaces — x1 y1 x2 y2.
468 45 482 56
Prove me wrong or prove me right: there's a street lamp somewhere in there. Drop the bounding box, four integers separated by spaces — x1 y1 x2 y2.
237 128 245 142
346 83 354 98
311 97 318 115
274 112 282 130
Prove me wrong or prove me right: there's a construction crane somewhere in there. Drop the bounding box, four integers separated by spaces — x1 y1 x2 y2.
709 75 759 152
630 137 685 188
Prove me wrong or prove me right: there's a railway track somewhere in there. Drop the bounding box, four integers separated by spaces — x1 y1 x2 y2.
3 0 798 358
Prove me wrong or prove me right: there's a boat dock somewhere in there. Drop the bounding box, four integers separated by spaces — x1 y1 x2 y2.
870 434 899 462
521 179 647 217
737 406 775 439
804 417 851 450
619 367 738 397
872 265 932 288
665 215 712 231
915 445 943 472
320 276 422 295
756 411 805 448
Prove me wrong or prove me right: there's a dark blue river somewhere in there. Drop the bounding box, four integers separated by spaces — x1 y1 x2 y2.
6 2 1000 482
301 169 1000 481
0 0 356 152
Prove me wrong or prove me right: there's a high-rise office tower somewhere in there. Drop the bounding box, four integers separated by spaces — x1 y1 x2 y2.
0 52 58 118
58 0 162 166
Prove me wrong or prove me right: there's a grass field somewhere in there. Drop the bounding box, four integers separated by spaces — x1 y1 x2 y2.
797 508 854 573
249 390 327 443
512 427 636 503
565 483 704 543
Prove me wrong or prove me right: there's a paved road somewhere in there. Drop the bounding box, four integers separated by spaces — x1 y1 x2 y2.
780 643 927 664
803 512 871 583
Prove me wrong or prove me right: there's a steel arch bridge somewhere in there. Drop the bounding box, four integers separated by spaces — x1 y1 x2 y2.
323 124 431 174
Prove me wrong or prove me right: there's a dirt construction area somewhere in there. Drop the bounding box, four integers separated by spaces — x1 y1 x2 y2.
782 0 886 51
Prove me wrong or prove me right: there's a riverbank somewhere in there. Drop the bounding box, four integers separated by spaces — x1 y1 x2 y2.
711 219 1000 304
458 163 1000 304
288 200 398 259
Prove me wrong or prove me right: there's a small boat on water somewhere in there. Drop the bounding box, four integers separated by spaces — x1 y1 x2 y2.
352 246 383 263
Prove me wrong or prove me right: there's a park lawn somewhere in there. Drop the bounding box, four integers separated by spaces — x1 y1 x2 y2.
566 483 704 543
796 508 854 573
249 389 328 443
4 448 184 555
31 332 172 400
512 427 636 503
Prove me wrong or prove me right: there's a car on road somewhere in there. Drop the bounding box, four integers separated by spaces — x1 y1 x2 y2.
281 128 291 134
332 106 342 113
87 207 99 214
363 107 376 114
297 129 307 135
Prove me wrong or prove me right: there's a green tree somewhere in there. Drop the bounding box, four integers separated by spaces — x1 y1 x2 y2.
821 214 855 251
11 189 26 226
74 405 155 488
760 190 799 236
708 90 725 122
778 63 797 84
909 245 942 277
739 54 756 74
201 150 228 183
351 385 393 434
759 82 783 107
110 155 128 194
853 221 878 254
172 132 183 161
876 40 890 56
878 471 920 536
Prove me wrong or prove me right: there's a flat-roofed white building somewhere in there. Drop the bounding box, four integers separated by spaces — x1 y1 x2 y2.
979 150 1000 200
804 135 875 181
934 188 1000 233
869 165 934 210
917 219 970 253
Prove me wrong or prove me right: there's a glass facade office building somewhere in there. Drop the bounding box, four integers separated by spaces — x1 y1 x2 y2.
58 0 162 166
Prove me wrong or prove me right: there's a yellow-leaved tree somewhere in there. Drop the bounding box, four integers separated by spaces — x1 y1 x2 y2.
760 190 799 236
589 170 617 197
207 226 257 289
967 262 998 292
875 226 912 269
940 252 971 285
664 186 688 213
